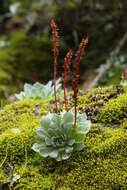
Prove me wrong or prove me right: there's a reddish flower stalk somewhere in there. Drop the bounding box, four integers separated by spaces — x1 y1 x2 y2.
62 50 73 112
51 19 59 113
72 36 88 128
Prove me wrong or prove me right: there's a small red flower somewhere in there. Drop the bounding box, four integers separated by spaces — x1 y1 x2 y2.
72 37 88 128
51 19 59 113
62 50 73 112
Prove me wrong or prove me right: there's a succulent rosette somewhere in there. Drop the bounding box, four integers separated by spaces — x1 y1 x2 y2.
15 79 62 100
32 109 91 161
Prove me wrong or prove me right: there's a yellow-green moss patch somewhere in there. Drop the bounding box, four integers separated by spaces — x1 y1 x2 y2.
0 88 127 189
98 93 127 124
1 125 127 189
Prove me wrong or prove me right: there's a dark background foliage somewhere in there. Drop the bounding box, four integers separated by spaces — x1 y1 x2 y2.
0 0 127 99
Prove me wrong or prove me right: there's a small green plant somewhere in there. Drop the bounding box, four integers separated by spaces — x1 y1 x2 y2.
15 79 62 100
32 109 91 161
32 19 91 161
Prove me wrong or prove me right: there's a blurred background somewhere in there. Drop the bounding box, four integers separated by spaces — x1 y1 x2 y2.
0 0 127 101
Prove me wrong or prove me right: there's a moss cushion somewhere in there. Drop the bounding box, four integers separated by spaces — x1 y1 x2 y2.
0 86 127 190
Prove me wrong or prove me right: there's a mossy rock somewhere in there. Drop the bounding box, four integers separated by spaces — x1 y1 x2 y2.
0 86 127 189
98 93 127 125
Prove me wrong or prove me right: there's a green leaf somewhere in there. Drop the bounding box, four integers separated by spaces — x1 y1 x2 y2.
48 127 56 136
49 150 58 158
67 139 75 146
39 149 49 157
16 80 62 101
32 109 91 162
62 152 70 160
81 122 91 134
45 137 52 146
15 92 25 101
36 128 48 139
32 143 43 153
24 83 32 98
74 143 85 151
56 153 62 161
63 112 73 124
52 114 61 127
41 115 51 128
65 146 73 154
75 133 84 143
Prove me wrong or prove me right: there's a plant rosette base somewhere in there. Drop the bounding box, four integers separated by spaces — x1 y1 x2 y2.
32 109 91 161
15 79 62 100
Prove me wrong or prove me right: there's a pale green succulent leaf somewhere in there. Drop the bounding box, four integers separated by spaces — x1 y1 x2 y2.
15 91 25 100
16 79 62 100
39 149 49 157
32 143 43 153
45 137 52 146
62 152 70 160
41 114 52 128
63 112 74 124
65 146 73 154
24 83 32 98
74 133 84 143
74 143 85 151
67 139 75 146
48 128 56 136
52 114 61 127
49 150 58 158
81 122 91 135
36 128 48 139
32 109 91 161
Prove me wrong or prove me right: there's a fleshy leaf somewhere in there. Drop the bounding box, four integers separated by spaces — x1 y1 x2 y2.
62 152 70 160
63 112 73 124
32 109 91 161
32 143 43 153
67 139 75 146
16 79 62 100
74 143 85 151
39 149 49 157
41 114 52 128
65 146 73 154
36 128 48 139
74 133 84 143
45 137 52 146
24 83 32 98
49 150 58 158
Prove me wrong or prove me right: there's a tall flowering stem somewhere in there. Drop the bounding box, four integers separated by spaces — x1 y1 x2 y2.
51 19 59 113
72 37 88 128
62 50 73 112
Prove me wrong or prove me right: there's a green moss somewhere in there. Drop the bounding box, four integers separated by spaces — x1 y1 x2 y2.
0 93 127 189
98 93 127 125
120 119 127 130
72 85 124 123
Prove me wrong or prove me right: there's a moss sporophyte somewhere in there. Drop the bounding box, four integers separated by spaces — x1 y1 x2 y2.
23 19 91 161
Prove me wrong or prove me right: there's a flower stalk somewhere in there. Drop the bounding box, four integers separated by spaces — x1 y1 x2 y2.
72 37 88 128
51 19 59 113
62 50 73 112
